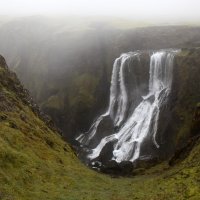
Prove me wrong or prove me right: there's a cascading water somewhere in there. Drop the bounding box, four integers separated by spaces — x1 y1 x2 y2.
76 52 140 145
76 49 179 165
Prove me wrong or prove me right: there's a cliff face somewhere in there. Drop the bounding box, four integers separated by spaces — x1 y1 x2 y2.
144 47 200 162
172 48 200 148
73 48 200 169
0 55 200 199
40 43 200 145
1 19 200 141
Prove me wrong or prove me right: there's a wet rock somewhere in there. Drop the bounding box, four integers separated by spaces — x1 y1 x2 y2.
69 139 81 154
101 160 119 174
86 115 114 148
98 140 116 164
118 161 134 174
101 160 134 176
146 94 155 104
135 156 159 169
90 161 102 170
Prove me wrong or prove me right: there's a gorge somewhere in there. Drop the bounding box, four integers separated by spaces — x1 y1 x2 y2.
76 49 179 169
0 47 200 199
0 16 200 199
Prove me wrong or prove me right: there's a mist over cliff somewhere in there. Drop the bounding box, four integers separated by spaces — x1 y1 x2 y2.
0 16 200 141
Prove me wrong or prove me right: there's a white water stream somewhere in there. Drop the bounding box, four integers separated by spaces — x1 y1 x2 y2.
77 50 178 163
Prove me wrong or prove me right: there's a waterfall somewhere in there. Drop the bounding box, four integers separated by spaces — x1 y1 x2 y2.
76 52 140 145
76 49 179 163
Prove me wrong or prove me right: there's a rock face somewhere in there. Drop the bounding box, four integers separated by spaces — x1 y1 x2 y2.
74 48 200 173
76 49 179 169
1 20 200 142
0 55 61 134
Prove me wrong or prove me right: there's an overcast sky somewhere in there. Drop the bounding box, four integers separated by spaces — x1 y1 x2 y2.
0 0 200 22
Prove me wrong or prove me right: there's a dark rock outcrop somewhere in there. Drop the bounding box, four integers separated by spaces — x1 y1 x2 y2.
100 160 134 176
0 55 61 135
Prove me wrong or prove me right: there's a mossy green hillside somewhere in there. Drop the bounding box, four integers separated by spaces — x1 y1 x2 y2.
0 55 200 200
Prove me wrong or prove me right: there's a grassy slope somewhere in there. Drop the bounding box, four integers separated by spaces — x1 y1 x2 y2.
0 57 200 200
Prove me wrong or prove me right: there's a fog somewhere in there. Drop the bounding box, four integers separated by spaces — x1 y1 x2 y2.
1 0 200 23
